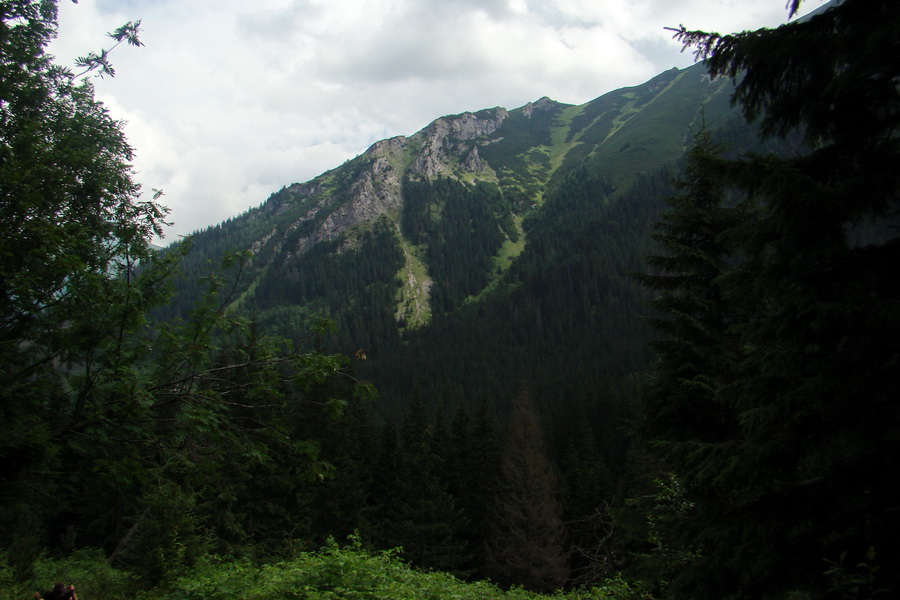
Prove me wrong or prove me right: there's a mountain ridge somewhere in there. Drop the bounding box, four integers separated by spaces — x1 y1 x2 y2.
176 62 729 326
160 59 741 364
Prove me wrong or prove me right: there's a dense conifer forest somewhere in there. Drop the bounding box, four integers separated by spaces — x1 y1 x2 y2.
2 0 897 598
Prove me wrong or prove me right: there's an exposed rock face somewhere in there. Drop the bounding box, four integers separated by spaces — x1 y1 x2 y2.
521 96 556 119
251 107 515 314
250 227 278 256
462 146 485 172
410 108 508 177
261 180 323 219
292 138 408 253
282 109 508 254
316 155 403 242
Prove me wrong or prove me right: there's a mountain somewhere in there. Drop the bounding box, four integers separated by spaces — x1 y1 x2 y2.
158 60 755 428
149 56 786 581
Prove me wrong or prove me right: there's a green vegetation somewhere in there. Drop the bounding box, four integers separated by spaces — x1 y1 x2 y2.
557 66 733 187
546 109 582 174
394 235 433 330
4 0 897 599
629 0 900 597
1 541 649 600
0 0 372 590
477 102 568 198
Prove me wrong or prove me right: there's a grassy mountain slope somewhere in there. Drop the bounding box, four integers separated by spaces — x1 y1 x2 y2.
158 60 745 426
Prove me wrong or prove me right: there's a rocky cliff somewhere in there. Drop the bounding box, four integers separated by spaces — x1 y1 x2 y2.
170 61 736 333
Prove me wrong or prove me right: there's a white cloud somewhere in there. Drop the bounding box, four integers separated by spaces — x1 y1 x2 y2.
48 0 824 243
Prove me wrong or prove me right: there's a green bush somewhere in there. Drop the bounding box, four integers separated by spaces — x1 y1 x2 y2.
166 538 649 600
3 540 650 600
0 549 139 600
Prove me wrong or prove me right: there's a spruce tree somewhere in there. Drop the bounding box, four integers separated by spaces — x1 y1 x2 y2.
443 403 501 580
485 392 569 592
637 128 745 456
363 420 402 546
376 396 471 575
640 0 900 596
632 128 747 595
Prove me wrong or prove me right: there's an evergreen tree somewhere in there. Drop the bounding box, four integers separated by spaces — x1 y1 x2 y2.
637 128 747 476
371 396 471 575
0 4 369 579
0 2 162 575
485 392 569 592
639 1 900 596
441 403 501 580
363 420 401 544
628 127 750 594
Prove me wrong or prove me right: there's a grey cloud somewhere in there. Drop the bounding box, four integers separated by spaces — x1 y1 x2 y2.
313 8 488 83
95 0 148 14
237 1 322 40
55 0 794 241
319 35 481 82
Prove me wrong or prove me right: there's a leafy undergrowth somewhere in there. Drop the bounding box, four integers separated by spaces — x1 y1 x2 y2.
3 540 649 600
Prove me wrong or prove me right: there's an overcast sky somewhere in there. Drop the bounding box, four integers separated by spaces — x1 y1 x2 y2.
48 0 821 243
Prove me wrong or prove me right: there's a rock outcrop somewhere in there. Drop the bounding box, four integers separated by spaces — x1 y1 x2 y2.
283 108 509 253
409 109 507 177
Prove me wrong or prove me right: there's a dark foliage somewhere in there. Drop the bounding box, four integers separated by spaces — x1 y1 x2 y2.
635 1 900 597
485 392 569 592
401 178 508 315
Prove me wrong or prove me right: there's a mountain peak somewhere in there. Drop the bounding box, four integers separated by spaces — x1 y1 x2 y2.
409 108 508 178
521 96 569 118
177 62 741 336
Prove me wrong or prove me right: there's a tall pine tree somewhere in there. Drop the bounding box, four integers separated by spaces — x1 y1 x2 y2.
485 392 569 592
640 0 900 597
631 127 747 595
637 128 745 457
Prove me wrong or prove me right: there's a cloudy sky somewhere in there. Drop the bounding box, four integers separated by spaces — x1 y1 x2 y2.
48 0 821 243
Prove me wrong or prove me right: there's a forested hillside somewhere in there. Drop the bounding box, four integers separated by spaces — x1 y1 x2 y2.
2 0 897 598
157 61 742 419
139 60 750 587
